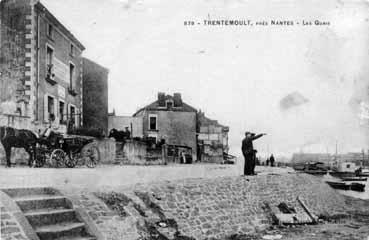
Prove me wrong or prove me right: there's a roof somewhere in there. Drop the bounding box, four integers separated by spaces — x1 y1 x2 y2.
35 2 85 51
198 111 229 130
133 94 197 116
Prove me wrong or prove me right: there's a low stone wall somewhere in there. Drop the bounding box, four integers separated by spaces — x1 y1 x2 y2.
119 173 348 240
123 140 147 164
0 171 352 240
0 191 38 240
119 140 165 165
95 138 116 164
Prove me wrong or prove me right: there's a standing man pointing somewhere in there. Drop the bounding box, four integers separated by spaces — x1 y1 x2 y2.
241 132 266 175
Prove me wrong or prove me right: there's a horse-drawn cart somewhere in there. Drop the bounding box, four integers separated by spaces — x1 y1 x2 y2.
35 134 100 168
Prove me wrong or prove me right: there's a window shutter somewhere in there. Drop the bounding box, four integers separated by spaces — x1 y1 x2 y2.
75 108 79 127
67 104 71 120
54 100 59 124
44 95 48 122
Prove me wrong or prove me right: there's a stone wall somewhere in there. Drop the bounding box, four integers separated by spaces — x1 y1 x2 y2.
95 138 116 164
119 140 165 165
0 190 38 240
129 174 348 240
0 201 30 240
0 0 33 120
0 170 351 240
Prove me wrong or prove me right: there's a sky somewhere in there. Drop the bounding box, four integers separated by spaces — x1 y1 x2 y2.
38 0 369 158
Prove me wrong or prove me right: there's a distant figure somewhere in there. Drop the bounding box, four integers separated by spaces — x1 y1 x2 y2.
266 159 270 166
180 151 186 164
255 156 260 166
124 126 131 139
42 114 59 142
270 154 275 167
241 132 266 175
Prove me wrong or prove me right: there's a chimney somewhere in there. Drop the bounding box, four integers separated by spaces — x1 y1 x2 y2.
158 92 165 107
173 93 182 107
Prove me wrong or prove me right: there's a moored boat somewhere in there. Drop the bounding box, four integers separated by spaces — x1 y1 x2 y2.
325 181 365 192
341 177 367 182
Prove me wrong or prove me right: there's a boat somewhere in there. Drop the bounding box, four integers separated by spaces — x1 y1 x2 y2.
325 181 366 192
350 183 366 192
357 173 369 177
328 171 356 178
295 162 328 175
302 170 328 175
326 181 350 190
341 177 367 182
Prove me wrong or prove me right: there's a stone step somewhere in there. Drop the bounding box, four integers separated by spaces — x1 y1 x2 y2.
2 187 60 198
35 222 88 240
25 208 78 227
15 195 73 212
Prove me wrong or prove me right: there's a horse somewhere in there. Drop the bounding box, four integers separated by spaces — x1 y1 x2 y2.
0 126 38 167
108 128 128 142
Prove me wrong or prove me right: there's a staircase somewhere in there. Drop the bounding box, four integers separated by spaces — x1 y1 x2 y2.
115 142 127 164
2 187 96 240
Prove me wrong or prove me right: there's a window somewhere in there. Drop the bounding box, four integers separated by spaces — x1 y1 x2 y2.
69 63 75 89
47 96 55 121
166 100 174 109
70 44 74 56
47 24 53 38
59 101 65 124
46 46 53 68
70 105 75 125
149 115 157 130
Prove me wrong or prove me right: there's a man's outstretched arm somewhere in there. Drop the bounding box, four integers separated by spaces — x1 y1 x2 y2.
251 133 266 140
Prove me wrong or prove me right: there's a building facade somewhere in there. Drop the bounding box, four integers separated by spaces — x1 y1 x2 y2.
0 0 85 132
133 93 197 162
197 111 229 163
82 58 108 135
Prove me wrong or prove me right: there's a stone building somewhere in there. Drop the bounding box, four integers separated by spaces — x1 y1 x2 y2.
197 111 229 163
133 93 198 162
82 58 109 135
0 0 85 132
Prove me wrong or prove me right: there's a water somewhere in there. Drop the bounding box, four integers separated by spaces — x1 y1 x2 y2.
337 179 369 199
322 174 369 200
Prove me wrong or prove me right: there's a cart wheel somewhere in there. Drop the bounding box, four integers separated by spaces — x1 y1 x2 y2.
82 144 100 168
49 149 66 168
65 152 77 168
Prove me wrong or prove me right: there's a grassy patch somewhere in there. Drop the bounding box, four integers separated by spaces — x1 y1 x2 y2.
95 192 132 217
135 191 166 219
